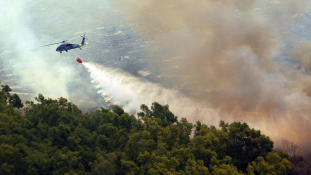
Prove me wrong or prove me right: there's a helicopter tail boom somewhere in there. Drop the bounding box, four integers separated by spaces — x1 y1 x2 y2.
81 34 88 45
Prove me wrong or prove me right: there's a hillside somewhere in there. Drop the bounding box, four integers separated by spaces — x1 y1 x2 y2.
0 83 292 175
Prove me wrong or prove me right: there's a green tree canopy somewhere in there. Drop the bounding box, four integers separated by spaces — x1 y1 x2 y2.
0 83 292 174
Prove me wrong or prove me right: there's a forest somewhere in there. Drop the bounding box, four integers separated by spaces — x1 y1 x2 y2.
0 81 308 175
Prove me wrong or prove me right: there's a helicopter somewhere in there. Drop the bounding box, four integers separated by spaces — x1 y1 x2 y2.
41 34 88 53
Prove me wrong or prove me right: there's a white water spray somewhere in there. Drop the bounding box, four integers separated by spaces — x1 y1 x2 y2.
82 62 212 121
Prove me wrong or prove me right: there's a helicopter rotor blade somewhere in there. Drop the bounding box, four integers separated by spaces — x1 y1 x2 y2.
41 43 60 47
41 40 67 47
41 34 83 47
67 36 82 41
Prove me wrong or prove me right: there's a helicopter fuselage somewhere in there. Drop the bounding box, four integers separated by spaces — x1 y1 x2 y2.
56 34 87 53
56 43 83 53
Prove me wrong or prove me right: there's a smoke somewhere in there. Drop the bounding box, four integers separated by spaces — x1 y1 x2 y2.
106 0 311 152
291 41 311 69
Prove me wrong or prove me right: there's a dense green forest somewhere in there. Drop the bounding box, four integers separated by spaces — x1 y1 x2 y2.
0 81 294 174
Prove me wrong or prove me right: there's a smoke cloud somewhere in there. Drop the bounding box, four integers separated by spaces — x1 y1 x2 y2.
107 0 311 152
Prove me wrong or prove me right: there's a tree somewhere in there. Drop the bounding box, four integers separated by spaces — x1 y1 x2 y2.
0 92 291 175
177 118 194 145
194 121 202 137
120 160 139 174
137 102 177 127
248 153 292 175
282 139 301 158
35 93 46 105
220 121 274 171
185 159 209 175
1 84 12 97
113 105 124 116
0 83 13 104
266 152 291 175
126 132 142 160
10 93 23 109
58 97 67 106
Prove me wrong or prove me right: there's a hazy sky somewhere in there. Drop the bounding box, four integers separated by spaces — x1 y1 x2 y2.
2 0 311 152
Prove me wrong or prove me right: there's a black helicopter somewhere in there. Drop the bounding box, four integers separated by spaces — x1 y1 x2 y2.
41 34 88 53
